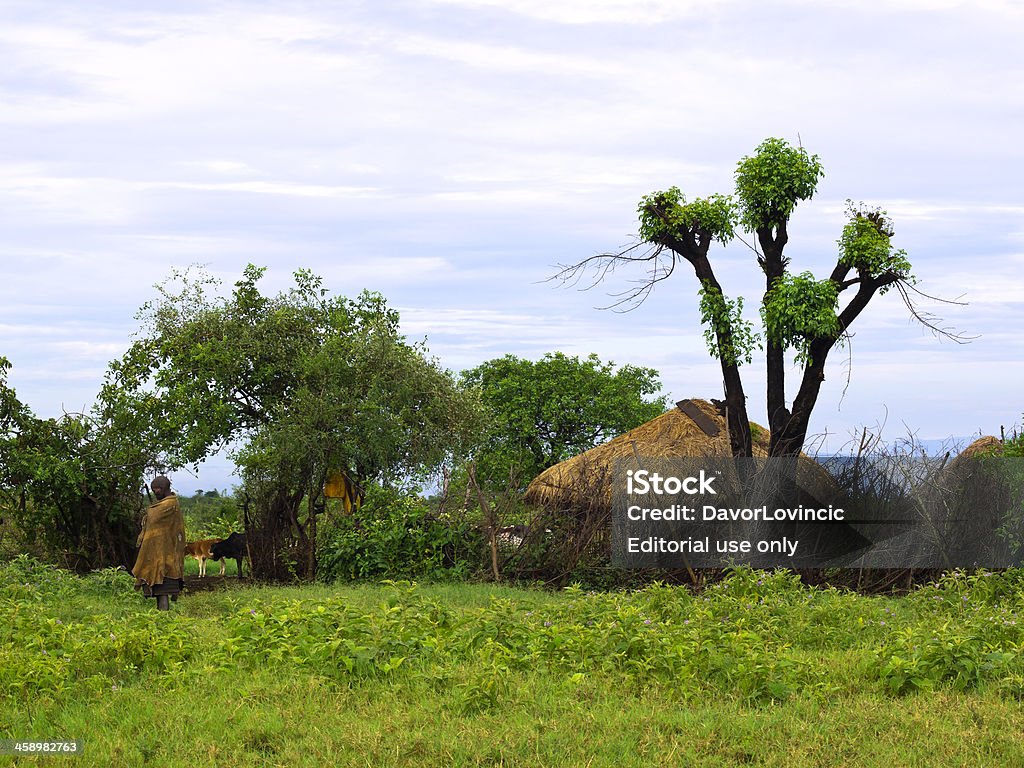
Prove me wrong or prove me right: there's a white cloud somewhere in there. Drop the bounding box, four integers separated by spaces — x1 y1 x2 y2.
391 32 630 76
48 340 126 360
320 257 453 283
0 13 361 123
0 169 385 230
183 160 258 175
0 168 140 222
426 0 1023 25
789 0 1023 13
0 322 73 338
153 180 383 199
422 0 719 25
825 200 1024 221
0 0 1020 457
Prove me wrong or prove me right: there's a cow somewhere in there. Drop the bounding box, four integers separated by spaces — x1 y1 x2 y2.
184 538 224 578
210 532 248 578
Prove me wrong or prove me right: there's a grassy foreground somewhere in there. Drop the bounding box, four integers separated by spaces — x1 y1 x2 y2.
2 558 1024 767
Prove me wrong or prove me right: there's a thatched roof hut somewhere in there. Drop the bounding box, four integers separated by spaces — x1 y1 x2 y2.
913 435 1015 567
517 398 843 581
931 434 1006 501
934 435 1006 491
525 398 783 511
956 435 1003 460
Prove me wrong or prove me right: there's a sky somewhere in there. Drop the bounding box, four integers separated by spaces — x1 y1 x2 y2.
2 0 1022 494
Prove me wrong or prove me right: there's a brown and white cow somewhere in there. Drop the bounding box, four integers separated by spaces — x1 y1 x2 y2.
184 538 224 577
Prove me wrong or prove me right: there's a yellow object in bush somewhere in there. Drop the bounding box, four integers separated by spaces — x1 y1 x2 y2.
324 470 362 514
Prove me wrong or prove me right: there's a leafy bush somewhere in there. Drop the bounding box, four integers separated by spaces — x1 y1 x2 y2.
6 556 1024 711
317 486 485 582
179 491 243 540
1004 419 1023 457
1 358 151 572
872 570 1024 693
0 556 197 697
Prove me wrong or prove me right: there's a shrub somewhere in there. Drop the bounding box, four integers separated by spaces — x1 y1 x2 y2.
179 491 243 540
317 486 485 582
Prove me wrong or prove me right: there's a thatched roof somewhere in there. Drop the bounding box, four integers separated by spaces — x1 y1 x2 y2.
936 436 1005 491
524 398 775 510
927 435 1006 492
957 435 1003 459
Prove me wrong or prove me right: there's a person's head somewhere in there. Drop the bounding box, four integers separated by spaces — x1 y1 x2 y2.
150 475 171 500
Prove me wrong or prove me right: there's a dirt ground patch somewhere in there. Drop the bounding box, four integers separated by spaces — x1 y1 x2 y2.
182 575 248 593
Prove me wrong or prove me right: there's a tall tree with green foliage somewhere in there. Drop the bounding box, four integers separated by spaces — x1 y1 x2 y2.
461 352 668 488
102 265 483 579
555 137 948 458
1 357 160 569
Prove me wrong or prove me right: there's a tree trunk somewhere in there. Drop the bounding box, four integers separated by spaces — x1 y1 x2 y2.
249 485 307 581
773 279 884 457
758 224 795 458
690 252 752 458
467 463 500 581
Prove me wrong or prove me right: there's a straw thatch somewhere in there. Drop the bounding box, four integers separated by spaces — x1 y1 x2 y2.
524 398 833 512
956 435 1003 460
930 434 1006 503
916 435 1014 565
932 435 1006 495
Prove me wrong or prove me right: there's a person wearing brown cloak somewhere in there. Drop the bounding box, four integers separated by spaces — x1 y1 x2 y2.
132 475 185 608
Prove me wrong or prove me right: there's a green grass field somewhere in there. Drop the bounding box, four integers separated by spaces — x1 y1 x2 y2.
182 554 240 579
2 558 1024 767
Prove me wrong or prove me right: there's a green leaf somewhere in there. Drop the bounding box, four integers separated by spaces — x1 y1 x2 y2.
735 137 824 232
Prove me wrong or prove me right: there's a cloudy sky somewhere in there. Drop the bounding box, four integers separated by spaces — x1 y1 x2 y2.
2 0 1022 492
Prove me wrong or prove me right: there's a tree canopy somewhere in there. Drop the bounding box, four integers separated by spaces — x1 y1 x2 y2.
461 352 668 488
554 137 945 458
102 265 483 578
1 357 157 569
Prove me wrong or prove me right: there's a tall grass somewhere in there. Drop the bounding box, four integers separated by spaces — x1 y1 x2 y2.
1 557 1023 766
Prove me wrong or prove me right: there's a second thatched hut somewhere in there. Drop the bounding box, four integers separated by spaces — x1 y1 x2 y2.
519 398 837 581
524 398 771 512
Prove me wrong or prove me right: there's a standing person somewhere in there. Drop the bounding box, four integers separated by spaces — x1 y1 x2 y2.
132 475 185 609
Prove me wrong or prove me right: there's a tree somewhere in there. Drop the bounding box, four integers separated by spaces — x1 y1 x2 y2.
1 357 160 569
101 265 483 579
1007 419 1024 458
554 137 953 458
461 352 668 488
178 489 241 538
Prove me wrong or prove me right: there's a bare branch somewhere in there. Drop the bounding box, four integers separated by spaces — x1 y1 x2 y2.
893 281 978 344
901 280 969 306
836 329 855 409
547 241 683 312
733 231 762 258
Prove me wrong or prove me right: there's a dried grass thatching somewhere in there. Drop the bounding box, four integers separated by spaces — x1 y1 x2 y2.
931 435 1007 497
515 398 840 583
956 435 1004 460
929 434 1006 502
525 398 781 511
915 435 1015 566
